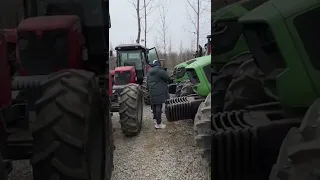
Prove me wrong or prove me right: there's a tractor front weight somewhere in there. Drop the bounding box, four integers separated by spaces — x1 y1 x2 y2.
165 95 205 121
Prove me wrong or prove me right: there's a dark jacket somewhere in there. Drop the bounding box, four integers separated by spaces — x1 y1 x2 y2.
147 64 171 104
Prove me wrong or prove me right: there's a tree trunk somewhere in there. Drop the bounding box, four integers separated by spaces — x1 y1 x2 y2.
136 0 141 44
196 0 200 52
144 0 147 47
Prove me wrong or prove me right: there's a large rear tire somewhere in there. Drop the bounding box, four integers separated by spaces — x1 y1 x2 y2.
119 83 143 136
141 77 150 105
180 80 194 96
194 93 211 164
224 59 277 111
269 98 320 180
211 53 251 113
31 69 113 180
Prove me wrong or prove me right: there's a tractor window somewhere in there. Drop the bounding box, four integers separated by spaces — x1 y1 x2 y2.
242 23 285 75
211 20 242 55
118 50 143 70
294 7 320 71
202 64 211 84
147 48 159 63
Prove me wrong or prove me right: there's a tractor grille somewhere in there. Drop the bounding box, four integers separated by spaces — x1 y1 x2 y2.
18 30 68 75
115 71 131 85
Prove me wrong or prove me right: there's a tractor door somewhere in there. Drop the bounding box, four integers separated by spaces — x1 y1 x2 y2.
141 50 148 76
146 47 159 73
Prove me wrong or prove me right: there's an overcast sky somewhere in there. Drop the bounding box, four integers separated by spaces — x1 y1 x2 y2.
109 0 211 52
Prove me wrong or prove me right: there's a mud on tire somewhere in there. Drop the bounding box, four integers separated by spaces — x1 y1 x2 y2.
194 93 211 164
141 77 150 105
31 69 113 180
269 98 320 180
224 59 277 111
119 83 143 136
180 80 194 96
175 82 184 97
211 52 251 113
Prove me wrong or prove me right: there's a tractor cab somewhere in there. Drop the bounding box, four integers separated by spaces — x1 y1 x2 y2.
114 44 159 85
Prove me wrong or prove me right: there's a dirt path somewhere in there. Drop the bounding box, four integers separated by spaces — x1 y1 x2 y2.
111 105 210 180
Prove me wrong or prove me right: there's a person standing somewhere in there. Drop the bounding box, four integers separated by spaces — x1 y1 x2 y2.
147 60 171 129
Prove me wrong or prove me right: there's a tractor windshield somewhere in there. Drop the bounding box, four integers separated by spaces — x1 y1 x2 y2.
29 0 108 27
118 50 143 70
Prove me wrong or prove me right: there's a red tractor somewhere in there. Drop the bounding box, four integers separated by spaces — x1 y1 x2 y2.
0 0 131 179
110 44 160 106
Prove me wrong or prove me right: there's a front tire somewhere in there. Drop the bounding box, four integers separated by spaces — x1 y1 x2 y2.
31 70 113 180
141 77 150 105
175 82 183 97
194 93 212 164
119 84 143 136
180 80 194 96
211 54 249 112
269 98 320 180
224 59 277 111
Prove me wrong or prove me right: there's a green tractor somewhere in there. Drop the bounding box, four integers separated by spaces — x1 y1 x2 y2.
168 35 212 97
165 55 211 121
211 0 275 114
171 59 197 97
210 0 320 179
166 0 272 165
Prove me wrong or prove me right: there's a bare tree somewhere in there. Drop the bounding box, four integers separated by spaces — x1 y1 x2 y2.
179 41 183 55
156 0 170 67
129 0 161 45
168 37 172 53
183 0 211 52
129 0 142 43
141 0 161 46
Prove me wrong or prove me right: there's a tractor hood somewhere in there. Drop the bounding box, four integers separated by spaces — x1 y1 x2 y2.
114 66 135 72
174 59 197 69
186 55 211 69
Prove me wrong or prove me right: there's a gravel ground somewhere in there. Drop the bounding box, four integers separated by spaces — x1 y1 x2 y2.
111 104 210 180
8 104 210 180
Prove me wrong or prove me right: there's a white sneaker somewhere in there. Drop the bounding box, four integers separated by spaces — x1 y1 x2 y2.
155 123 166 129
153 119 157 124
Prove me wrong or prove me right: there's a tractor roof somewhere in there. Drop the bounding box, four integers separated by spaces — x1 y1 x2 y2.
174 58 197 69
17 16 80 31
185 55 211 69
115 44 147 51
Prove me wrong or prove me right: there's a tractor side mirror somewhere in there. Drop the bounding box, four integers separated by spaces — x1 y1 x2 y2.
109 50 113 57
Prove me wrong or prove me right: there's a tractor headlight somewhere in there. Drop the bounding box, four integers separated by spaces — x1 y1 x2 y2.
175 67 186 78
